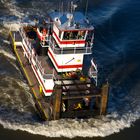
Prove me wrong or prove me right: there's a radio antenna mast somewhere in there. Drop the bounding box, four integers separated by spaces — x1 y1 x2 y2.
85 0 89 17
61 2 64 15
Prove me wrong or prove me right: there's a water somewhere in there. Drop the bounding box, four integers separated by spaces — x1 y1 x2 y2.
0 0 140 138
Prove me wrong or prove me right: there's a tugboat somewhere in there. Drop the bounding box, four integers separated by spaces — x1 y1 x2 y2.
9 1 109 120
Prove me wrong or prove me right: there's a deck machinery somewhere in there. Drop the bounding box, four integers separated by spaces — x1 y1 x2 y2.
9 4 109 120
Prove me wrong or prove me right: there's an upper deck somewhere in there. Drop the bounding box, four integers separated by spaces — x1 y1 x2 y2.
49 12 94 31
48 11 94 48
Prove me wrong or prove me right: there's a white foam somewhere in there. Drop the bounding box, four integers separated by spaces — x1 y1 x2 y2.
1 0 24 19
16 80 30 91
0 76 35 114
3 21 21 31
0 49 16 60
0 0 139 138
0 47 20 71
0 76 140 138
0 0 23 31
0 111 139 138
2 40 10 45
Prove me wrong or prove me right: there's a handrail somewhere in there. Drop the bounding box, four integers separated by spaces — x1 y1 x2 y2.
20 26 92 55
48 38 92 54
35 55 53 79
19 27 54 80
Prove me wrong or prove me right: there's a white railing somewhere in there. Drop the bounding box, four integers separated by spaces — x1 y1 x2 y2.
48 37 92 55
19 28 32 52
35 55 54 79
88 59 98 86
19 27 55 80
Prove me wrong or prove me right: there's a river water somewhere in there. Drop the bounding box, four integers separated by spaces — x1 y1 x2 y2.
0 0 140 139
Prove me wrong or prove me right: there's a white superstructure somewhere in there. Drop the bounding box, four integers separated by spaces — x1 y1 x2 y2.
18 3 97 96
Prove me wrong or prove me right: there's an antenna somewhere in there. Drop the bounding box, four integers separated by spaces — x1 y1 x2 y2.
66 1 77 27
67 13 73 27
85 0 89 17
58 0 60 17
71 1 73 14
68 1 70 13
70 1 77 14
61 2 64 15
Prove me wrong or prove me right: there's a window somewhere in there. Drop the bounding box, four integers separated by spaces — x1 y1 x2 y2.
63 31 85 40
77 31 85 39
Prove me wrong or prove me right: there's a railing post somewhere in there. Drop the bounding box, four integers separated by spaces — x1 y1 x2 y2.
61 47 63 54
53 69 55 79
14 33 15 41
74 47 76 54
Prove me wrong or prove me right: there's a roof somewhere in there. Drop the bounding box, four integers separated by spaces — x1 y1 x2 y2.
49 11 94 31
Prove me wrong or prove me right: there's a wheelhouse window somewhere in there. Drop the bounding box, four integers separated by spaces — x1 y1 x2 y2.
77 31 85 39
63 30 86 40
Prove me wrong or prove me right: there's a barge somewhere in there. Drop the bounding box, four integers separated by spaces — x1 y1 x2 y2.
8 2 109 120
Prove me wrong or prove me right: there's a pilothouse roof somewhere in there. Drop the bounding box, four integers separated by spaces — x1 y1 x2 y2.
49 11 94 31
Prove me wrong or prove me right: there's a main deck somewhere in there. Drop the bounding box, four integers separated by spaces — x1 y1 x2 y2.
9 29 109 120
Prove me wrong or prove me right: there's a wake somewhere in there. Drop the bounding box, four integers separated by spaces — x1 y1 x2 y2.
0 0 139 138
0 111 139 138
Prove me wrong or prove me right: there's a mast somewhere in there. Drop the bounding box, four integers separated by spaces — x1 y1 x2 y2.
85 0 89 17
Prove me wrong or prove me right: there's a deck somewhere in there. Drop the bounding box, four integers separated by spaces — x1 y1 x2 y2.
9 28 109 120
9 30 51 120
16 46 50 119
38 55 53 74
